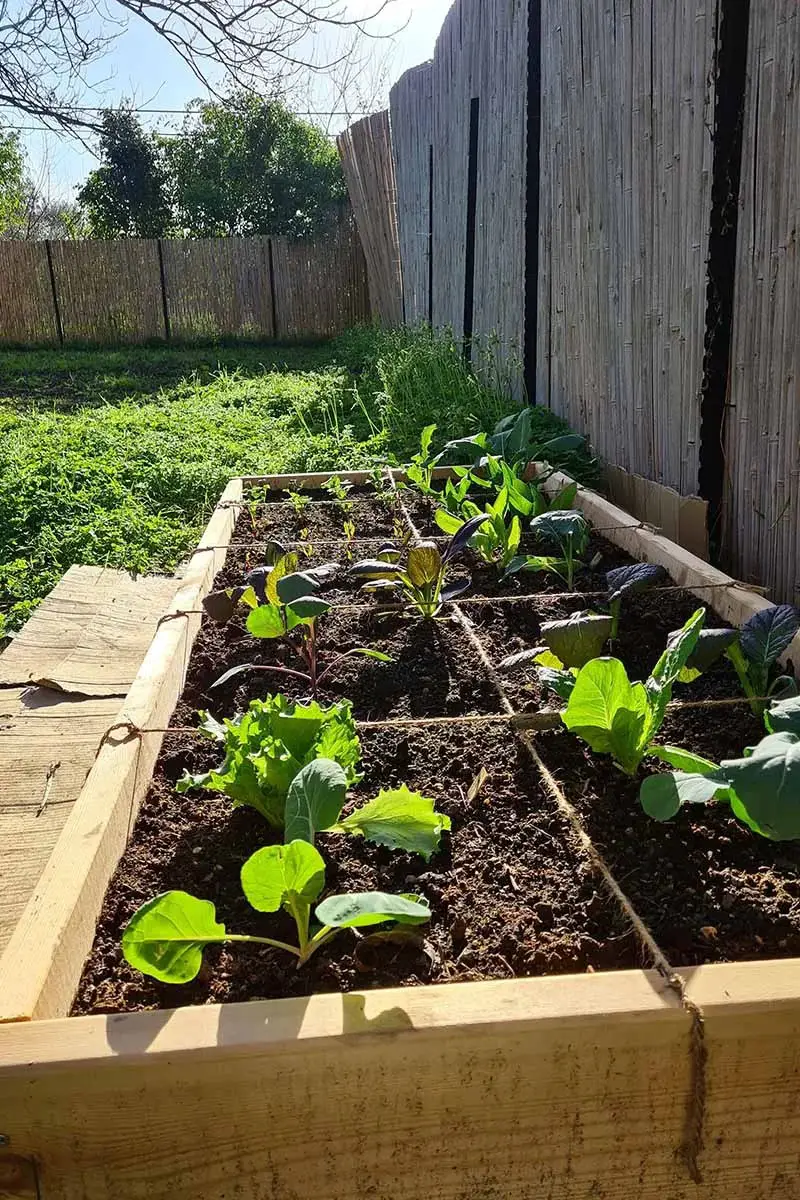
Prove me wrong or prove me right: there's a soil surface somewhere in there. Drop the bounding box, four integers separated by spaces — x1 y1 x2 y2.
73 485 800 1015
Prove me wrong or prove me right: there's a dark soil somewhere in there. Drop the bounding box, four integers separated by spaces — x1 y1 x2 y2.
72 479 800 1015
73 725 638 1015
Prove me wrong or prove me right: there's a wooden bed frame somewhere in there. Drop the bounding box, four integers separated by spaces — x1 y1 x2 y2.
1 467 799 1200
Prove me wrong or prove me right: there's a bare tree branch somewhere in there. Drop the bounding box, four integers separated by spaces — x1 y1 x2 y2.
0 0 400 132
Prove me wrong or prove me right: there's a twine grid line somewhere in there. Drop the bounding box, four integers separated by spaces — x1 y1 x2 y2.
389 468 708 1183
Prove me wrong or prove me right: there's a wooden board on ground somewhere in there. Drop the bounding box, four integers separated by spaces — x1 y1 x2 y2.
0 689 121 957
0 566 177 696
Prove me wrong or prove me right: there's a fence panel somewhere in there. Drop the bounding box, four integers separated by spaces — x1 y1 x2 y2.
161 238 274 341
472 0 528 389
389 63 433 323
0 243 59 345
537 0 717 495
724 0 800 604
49 240 164 344
337 112 403 326
270 215 370 340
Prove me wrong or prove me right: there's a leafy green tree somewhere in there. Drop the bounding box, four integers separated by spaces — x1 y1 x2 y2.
0 128 26 235
78 110 172 238
166 95 346 238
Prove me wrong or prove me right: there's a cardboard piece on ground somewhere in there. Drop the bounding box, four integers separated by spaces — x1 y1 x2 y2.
604 465 709 561
0 566 177 696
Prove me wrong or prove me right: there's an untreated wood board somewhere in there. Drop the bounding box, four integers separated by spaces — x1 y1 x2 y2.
0 689 122 957
0 566 177 697
2 963 800 1198
0 483 244 1023
605 465 709 561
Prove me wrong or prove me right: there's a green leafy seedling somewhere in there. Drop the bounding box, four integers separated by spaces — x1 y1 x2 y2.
122 840 431 980
562 608 707 775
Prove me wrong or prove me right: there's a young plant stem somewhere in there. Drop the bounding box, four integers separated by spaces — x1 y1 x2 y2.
726 643 762 715
609 599 621 640
225 934 302 958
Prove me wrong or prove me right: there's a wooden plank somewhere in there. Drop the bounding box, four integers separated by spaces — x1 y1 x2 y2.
542 469 800 663
0 567 177 696
0 689 122 957
2 962 800 1197
0 482 244 1023
604 465 710 559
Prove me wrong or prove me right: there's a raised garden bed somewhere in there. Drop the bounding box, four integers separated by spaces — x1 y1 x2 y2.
1 465 800 1200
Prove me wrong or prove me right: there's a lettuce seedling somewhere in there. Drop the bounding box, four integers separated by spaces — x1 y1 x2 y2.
177 695 362 827
679 605 799 715
561 608 706 774
605 563 669 639
349 516 488 618
210 552 389 696
434 490 521 572
122 840 431 981
640 731 800 840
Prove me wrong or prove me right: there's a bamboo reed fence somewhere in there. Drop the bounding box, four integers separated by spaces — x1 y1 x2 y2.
724 0 800 606
0 212 369 345
336 111 403 327
338 0 799 604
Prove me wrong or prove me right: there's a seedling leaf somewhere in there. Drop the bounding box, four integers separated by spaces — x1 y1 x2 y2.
241 841 326 911
122 891 226 984
740 606 800 670
316 892 432 929
284 759 348 845
332 786 451 860
640 773 726 822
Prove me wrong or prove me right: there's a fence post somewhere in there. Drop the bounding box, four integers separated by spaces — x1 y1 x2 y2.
524 0 542 402
157 240 171 341
462 96 480 362
267 238 279 340
44 241 64 346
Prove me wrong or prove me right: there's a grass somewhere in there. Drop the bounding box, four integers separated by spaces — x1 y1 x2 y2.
0 325 590 632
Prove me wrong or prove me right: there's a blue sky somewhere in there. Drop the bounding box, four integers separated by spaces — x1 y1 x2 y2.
19 0 451 198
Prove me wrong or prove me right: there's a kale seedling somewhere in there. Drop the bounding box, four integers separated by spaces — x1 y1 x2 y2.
678 605 799 716
210 552 389 697
349 516 489 618
605 564 669 639
402 423 439 499
122 840 432 981
325 475 354 508
562 608 708 775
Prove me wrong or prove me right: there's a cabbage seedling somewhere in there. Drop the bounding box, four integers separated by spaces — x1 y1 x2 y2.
122 840 431 981
562 608 706 774
640 730 800 840
499 611 613 701
350 515 489 618
505 510 590 590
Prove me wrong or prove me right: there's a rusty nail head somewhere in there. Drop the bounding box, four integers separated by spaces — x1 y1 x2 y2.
0 1134 9 1146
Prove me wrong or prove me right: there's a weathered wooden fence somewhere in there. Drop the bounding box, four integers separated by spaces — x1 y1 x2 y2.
0 213 370 345
339 0 800 604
